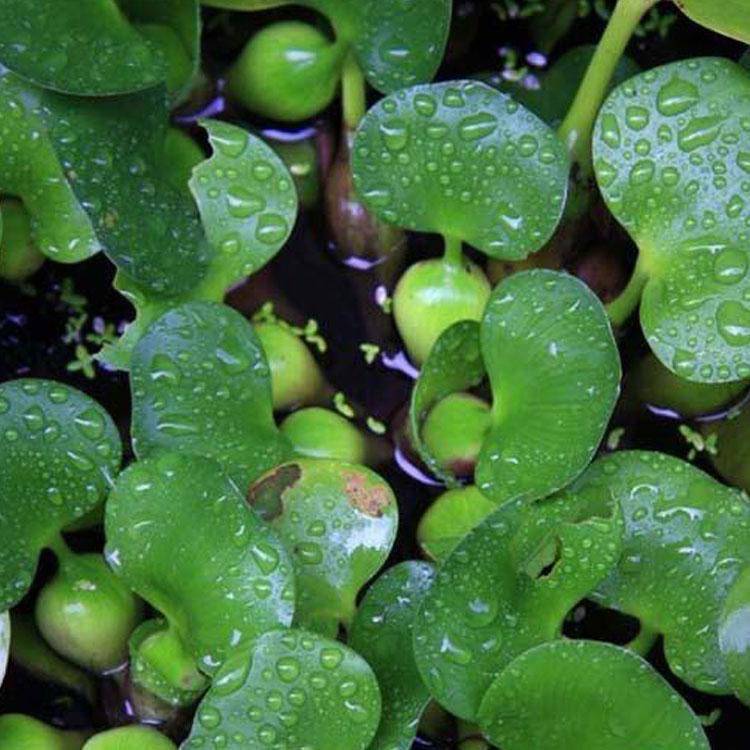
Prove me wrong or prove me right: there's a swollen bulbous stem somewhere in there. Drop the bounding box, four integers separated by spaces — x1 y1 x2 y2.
557 0 658 177
605 256 649 327
35 543 143 673
341 52 366 130
625 623 659 657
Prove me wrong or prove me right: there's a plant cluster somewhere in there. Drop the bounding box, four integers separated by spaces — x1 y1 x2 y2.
0 0 750 748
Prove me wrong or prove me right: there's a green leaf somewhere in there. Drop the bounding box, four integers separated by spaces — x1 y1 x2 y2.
476 640 709 750
184 629 381 750
247 459 398 635
202 0 450 94
409 321 485 486
349 561 434 750
189 119 298 297
119 0 201 102
105 451 295 676
352 81 569 260
564 450 750 694
677 1 750 44
131 301 293 491
0 379 122 610
719 564 750 705
347 0 450 94
410 271 620 503
0 612 8 688
593 57 750 383
0 0 163 95
36 82 212 295
476 270 620 503
416 486 497 562
0 73 99 263
486 45 639 127
413 494 623 720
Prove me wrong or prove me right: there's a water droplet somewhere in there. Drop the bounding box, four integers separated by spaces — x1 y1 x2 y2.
678 115 724 152
717 301 750 346
657 76 699 117
198 705 222 730
413 93 437 117
255 213 289 246
713 247 747 285
226 186 265 219
458 112 498 142
379 119 409 151
599 113 621 148
320 647 343 670
276 656 301 683
625 105 650 131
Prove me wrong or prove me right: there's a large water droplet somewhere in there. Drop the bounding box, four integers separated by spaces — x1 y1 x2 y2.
717 300 750 346
657 76 699 117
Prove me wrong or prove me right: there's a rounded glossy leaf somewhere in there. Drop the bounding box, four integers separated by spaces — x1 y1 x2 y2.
106 452 295 676
0 0 163 95
413 495 623 720
0 379 122 610
677 1 750 44
565 450 750 694
477 640 709 750
349 562 435 750
131 301 292 491
352 81 569 260
247 459 398 635
190 119 298 297
0 612 8 688
348 0 450 94
0 71 99 263
593 58 750 383
476 270 620 504
719 564 750 704
410 320 485 486
84 726 177 750
184 629 381 750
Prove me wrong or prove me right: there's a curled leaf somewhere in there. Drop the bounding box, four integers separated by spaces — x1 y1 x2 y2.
413 494 623 720
594 58 750 383
106 451 295 676
189 119 298 297
410 271 620 504
247 459 398 635
565 450 750 694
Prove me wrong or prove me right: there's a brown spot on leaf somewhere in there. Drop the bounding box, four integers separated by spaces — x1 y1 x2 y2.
343 471 390 517
247 463 301 521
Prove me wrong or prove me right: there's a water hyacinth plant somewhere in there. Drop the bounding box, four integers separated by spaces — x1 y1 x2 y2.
1 0 750 748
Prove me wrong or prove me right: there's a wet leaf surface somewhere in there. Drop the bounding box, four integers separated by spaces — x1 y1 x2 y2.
353 81 569 260
719 564 750 705
477 640 709 750
190 119 298 297
594 58 750 383
184 628 381 750
413 494 622 720
106 451 295 676
131 301 292 491
349 561 435 750
0 379 122 610
563 450 750 694
247 459 398 635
